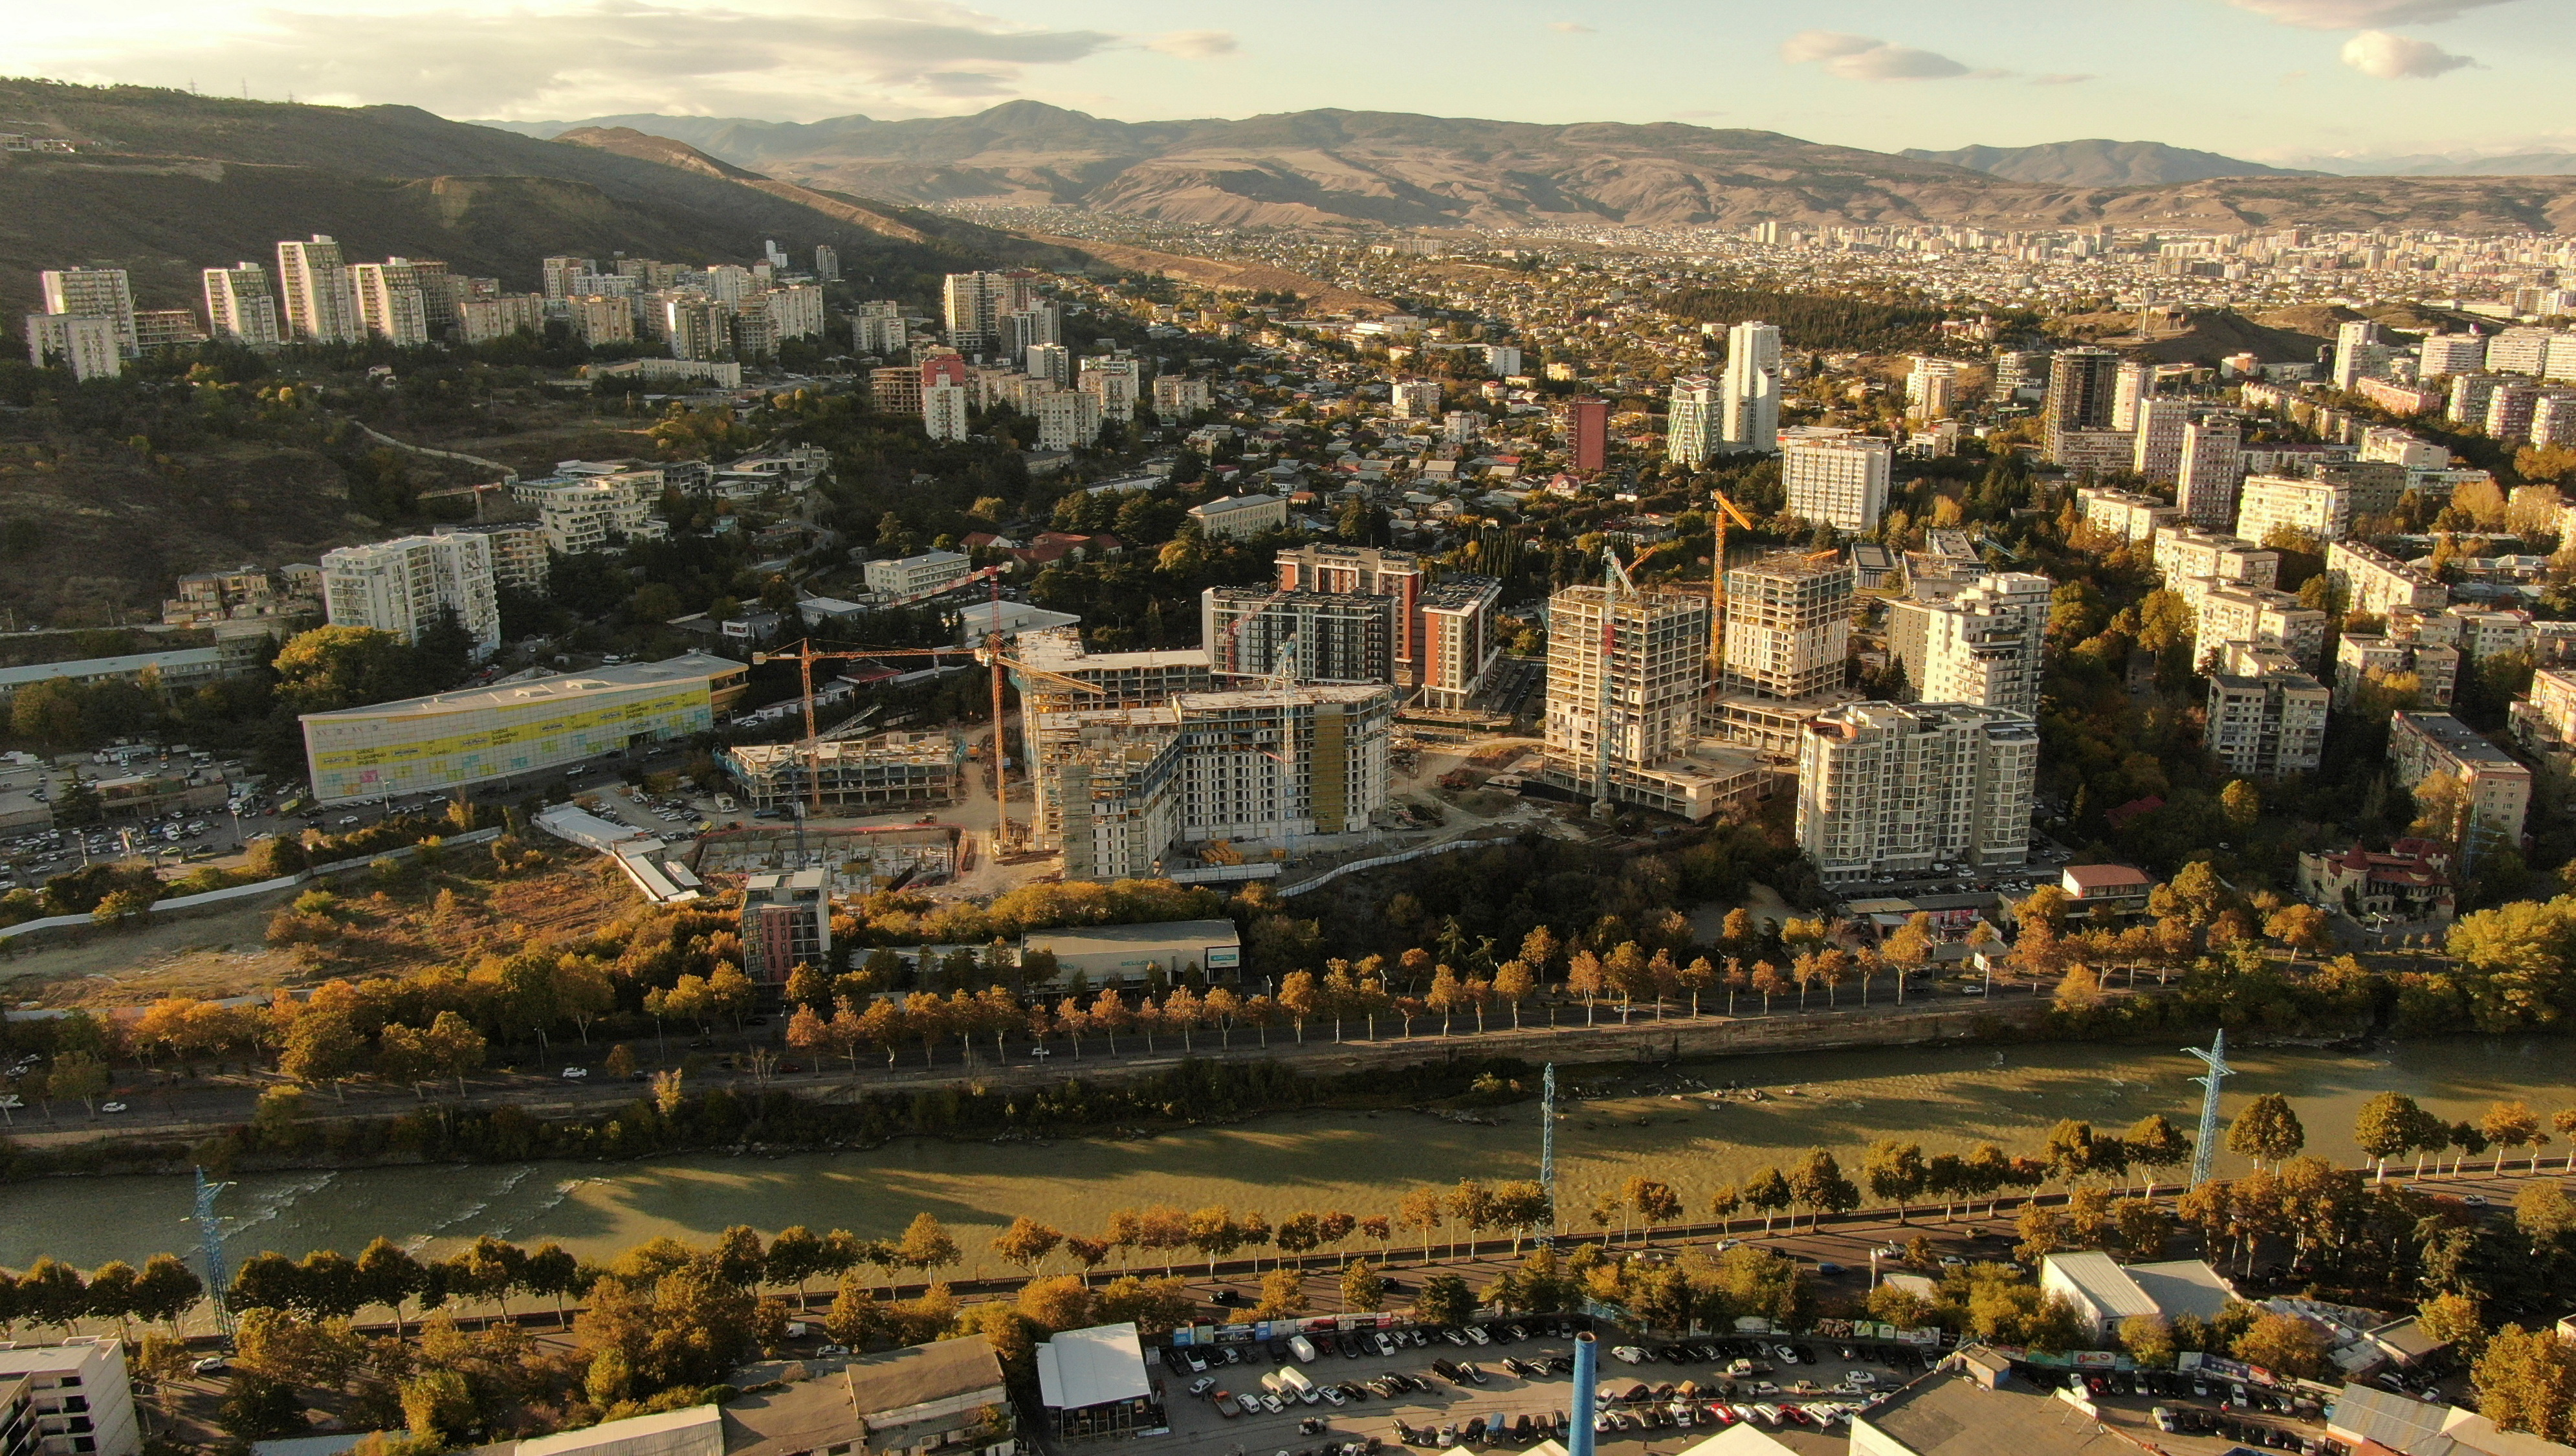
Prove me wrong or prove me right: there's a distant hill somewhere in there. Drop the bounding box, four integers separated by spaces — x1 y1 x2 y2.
470 102 2576 235
0 80 1065 317
1899 140 2326 186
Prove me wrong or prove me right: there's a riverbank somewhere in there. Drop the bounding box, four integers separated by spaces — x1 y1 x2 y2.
5 1033 2570 1276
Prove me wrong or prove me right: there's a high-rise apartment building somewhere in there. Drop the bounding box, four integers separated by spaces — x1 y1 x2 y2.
1888 572 2051 717
2112 360 2156 431
276 236 357 344
1079 356 1141 417
1667 374 1721 465
851 300 907 357
1152 375 1210 423
1391 380 1443 419
1723 551 1854 700
923 382 971 441
1721 321 1782 452
39 267 137 355
2177 419 2245 529
1273 544 1457 692
541 256 593 300
2131 396 2194 487
1781 434 1891 532
1567 396 1609 472
812 244 839 282
2333 319 2392 392
1906 357 1959 419
201 263 281 346
1796 701 2038 881
2339 606 2460 710
1030 388 1102 450
350 261 430 345
999 302 1062 361
1025 342 1070 388
2195 583 2329 671
2206 642 2329 778
2236 472 2352 545
943 270 1029 352
321 533 502 659
2420 333 2489 379
1418 575 1505 713
2487 381 2543 444
2326 540 2448 620
2043 347 2123 464
1202 588 1397 684
22 313 120 381
2388 710 2531 868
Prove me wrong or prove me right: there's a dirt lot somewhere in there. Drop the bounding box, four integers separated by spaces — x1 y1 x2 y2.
1 855 639 1008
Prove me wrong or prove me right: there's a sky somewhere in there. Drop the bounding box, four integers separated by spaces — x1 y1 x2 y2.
10 0 2571 166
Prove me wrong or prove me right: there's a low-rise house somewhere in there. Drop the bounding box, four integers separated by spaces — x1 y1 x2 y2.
2298 839 2455 920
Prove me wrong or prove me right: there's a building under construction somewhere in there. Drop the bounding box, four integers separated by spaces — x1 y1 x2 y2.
720 731 963 813
1037 685 1397 880
1539 580 1768 821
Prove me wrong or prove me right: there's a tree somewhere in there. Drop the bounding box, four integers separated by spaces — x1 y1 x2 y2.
2355 1092 2425 1181
2483 1099 2542 1173
1413 1271 1475 1328
2474 1325 2576 1440
2419 1292 2486 1361
131 1253 204 1335
1864 1142 1928 1221
1786 1149 1859 1229
280 1012 362 1101
273 626 424 714
896 1214 960 1277
1340 1259 1385 1313
2234 1311 2331 1381
2121 1314 2177 1369
2227 1094 2306 1171
1251 1270 1308 1320
1742 1168 1792 1233
48 1053 109 1116
424 1011 486 1096
1396 1187 1444 1257
2265 904 2333 961
2125 1114 2191 1197
992 1217 1063 1275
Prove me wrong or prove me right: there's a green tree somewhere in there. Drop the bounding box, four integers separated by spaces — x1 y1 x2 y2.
1413 1271 1475 1327
1339 1259 1385 1313
2355 1092 2425 1181
2473 1325 2576 1440
272 626 424 714
2234 1311 2330 1381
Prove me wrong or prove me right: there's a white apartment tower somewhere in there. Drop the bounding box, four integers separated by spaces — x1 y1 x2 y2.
1893 572 2052 718
1721 320 1782 452
1906 358 1959 419
276 236 357 344
23 314 121 381
943 271 1028 352
1079 357 1141 417
1781 435 1892 532
1723 551 1854 700
1797 701 2039 881
202 263 282 346
39 267 138 355
2131 395 2194 487
922 381 971 442
321 533 503 659
350 261 430 345
1667 375 1721 465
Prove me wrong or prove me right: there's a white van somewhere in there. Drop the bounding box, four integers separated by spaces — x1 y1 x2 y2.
1288 1335 1319 1363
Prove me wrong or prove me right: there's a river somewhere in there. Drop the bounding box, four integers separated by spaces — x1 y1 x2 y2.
4 1036 2570 1278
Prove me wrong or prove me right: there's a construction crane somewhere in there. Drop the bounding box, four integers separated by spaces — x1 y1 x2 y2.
1708 491 1757 673
749 634 1101 851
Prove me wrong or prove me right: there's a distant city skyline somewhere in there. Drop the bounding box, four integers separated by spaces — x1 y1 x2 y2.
11 0 2570 168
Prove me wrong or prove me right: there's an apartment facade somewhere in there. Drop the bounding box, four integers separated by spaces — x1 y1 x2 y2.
320 533 502 659
1893 572 2051 718
1200 587 1397 685
0 1339 138 1456
2177 420 2247 529
2326 540 2448 620
2154 528 2279 593
2205 643 2329 778
1796 701 2039 882
276 235 357 343
2076 485 2181 544
38 268 136 355
1546 584 1710 782
1781 434 1893 532
2388 710 2532 868
741 869 830 983
863 549 972 599
1720 321 1781 451
1186 493 1288 539
2195 584 2328 671
1666 374 1720 465
201 263 281 346
1417 574 1505 712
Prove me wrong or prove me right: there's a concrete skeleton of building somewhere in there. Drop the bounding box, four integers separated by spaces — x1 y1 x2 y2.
1723 551 1855 701
2388 709 2532 868
1796 700 2039 883
2205 641 2330 778
1541 582 1770 822
320 533 503 661
721 734 963 815
302 654 747 802
1781 432 1893 532
1201 587 1396 686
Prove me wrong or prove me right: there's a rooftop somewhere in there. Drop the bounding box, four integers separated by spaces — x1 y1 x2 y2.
2395 711 2529 769
0 648 225 690
2042 1251 2161 1320
1858 1369 2139 1456
841 1338 1007 1422
300 653 743 723
1021 920 1240 955
1035 1323 1153 1412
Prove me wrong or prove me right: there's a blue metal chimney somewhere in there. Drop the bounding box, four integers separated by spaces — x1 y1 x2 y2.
1569 1330 1599 1456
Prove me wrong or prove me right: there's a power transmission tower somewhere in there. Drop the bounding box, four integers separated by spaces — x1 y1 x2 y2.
2186 1029 2232 1189
1540 1063 1558 1230
193 1166 237 1345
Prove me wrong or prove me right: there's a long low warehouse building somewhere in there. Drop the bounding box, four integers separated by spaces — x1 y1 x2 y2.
302 653 748 802
1020 919 1243 986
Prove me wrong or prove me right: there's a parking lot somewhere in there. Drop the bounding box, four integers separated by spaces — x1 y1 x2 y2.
1155 1322 1928 1455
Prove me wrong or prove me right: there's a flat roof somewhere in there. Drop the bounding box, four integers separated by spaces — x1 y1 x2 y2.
1035 1323 1152 1411
0 648 225 689
2062 864 2153 890
516 1405 720 1456
2043 1252 2159 1320
2126 1261 2238 1324
842 1338 1006 1420
1022 920 1241 954
302 653 743 723
1860 1371 2138 1456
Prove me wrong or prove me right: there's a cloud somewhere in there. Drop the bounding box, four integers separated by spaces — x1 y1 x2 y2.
1145 30 1237 59
2030 72 2097 85
2226 0 2517 27
1547 21 1596 33
2340 29 2480 75
37 0 1122 118
1780 30 1973 81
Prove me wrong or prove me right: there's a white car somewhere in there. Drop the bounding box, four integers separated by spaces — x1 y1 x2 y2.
562 1067 590 1080
1611 1345 1651 1365
100 1101 129 1114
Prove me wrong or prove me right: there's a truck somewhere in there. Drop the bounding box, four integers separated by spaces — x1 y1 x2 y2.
1277 1366 1316 1397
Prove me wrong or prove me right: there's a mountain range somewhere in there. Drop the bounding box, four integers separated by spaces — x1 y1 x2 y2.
1898 140 2324 186
472 102 2576 234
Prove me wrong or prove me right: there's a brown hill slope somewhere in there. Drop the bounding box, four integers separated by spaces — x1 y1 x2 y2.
0 80 1024 314
518 102 2576 234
